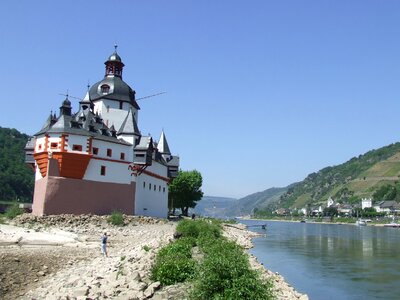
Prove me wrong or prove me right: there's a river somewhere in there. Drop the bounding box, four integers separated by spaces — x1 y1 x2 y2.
241 220 400 300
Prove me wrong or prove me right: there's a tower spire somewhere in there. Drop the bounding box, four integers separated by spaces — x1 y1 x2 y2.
104 45 124 78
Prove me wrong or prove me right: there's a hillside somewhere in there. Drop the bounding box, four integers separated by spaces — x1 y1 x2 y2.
277 142 400 209
195 187 288 218
0 127 34 202
193 196 238 218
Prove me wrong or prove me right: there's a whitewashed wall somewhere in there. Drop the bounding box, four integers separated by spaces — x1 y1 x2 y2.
66 135 89 153
135 161 169 218
84 139 132 184
93 99 138 131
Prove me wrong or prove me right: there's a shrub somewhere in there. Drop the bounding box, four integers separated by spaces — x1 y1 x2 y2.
107 211 124 226
143 245 151 252
151 237 197 285
176 219 221 239
153 218 274 299
193 238 274 299
5 203 24 219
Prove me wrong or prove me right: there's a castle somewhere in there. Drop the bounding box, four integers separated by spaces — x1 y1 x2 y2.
25 48 179 218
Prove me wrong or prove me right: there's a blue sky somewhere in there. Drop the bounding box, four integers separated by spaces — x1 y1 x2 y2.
2 1 400 198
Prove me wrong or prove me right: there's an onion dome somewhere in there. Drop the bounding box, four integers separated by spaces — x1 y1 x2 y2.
89 46 139 109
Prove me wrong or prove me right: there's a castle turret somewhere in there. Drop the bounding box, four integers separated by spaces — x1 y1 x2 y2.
89 46 140 130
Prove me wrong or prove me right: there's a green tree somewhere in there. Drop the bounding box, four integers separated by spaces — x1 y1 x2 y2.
323 206 338 218
0 127 34 202
373 184 397 200
168 170 203 216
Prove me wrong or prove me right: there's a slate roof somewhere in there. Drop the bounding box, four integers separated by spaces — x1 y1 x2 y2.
157 131 171 155
135 136 153 150
34 99 131 146
118 108 140 136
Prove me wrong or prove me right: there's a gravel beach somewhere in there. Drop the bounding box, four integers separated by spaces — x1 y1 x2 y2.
0 214 307 300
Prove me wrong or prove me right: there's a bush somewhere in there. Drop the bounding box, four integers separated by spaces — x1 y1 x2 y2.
107 211 124 226
192 239 273 299
5 203 24 219
153 218 274 299
151 237 197 285
176 219 221 239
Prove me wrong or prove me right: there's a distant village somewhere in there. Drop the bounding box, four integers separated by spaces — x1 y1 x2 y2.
274 198 400 217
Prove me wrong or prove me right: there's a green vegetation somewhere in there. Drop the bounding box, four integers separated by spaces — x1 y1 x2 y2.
4 202 24 219
151 236 197 285
276 143 400 209
0 127 34 202
168 170 204 216
372 182 400 201
107 211 124 226
151 219 274 299
143 245 151 252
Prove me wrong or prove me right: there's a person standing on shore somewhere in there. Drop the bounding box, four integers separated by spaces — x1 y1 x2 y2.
101 232 108 257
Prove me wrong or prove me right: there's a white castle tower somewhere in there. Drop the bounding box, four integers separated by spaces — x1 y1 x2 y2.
26 47 179 218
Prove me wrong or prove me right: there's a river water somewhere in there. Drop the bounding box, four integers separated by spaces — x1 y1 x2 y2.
241 220 400 300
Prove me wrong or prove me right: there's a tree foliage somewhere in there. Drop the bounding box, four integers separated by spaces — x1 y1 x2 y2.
0 127 34 202
168 170 203 216
373 184 399 201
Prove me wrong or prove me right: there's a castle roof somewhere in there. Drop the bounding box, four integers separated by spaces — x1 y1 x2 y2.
157 130 171 155
89 49 140 109
34 99 131 146
118 108 140 136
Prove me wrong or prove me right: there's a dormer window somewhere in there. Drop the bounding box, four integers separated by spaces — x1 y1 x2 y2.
101 84 110 94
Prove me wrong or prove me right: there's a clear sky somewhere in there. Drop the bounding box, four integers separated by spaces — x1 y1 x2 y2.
1 1 400 199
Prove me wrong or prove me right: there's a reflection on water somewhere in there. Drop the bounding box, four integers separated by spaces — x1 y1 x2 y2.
243 220 400 300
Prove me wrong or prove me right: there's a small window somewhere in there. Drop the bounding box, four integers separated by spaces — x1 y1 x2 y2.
163 187 166 193
119 101 123 109
143 181 146 188
107 149 112 157
72 144 82 151
120 153 125 160
101 166 106 176
38 144 42 150
101 84 110 94
154 185 156 191
149 183 152 190
107 105 110 112
136 153 145 157
93 147 99 155
50 143 58 149
159 185 161 192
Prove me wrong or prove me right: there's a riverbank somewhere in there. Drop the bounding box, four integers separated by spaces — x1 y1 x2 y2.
243 217 387 227
0 214 307 299
222 223 308 300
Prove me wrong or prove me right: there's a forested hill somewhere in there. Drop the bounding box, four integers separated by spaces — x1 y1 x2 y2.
0 127 34 202
277 142 400 209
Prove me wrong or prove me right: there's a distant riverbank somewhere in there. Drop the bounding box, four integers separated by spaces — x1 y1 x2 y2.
241 217 387 227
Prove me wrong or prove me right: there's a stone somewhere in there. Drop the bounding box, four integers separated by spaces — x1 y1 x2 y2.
72 286 89 297
143 281 161 298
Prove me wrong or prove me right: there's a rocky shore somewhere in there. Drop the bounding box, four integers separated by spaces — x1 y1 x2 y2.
0 214 307 299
